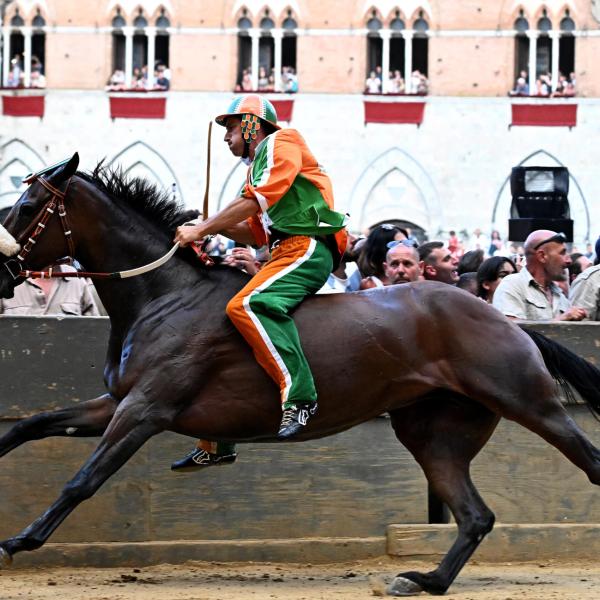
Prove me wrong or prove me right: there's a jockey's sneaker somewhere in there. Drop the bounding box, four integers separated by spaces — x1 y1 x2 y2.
277 402 318 439
170 447 237 472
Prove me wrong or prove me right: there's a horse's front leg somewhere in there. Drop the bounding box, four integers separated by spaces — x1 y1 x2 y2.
0 394 117 459
0 393 165 565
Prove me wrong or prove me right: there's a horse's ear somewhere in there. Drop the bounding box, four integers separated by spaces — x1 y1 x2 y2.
49 153 79 184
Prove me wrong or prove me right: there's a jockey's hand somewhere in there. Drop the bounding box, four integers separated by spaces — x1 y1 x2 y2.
174 224 206 247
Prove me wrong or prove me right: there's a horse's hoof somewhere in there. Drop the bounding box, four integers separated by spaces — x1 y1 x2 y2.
0 546 13 568
387 576 423 596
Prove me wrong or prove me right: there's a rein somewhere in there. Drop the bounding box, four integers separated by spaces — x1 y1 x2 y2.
3 174 213 281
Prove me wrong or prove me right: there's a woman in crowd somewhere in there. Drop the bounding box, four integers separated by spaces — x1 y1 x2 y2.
476 256 517 304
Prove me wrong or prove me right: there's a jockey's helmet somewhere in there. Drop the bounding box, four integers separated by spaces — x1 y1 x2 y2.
215 94 280 143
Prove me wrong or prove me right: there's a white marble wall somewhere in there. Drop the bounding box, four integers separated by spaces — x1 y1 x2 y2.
1 92 597 244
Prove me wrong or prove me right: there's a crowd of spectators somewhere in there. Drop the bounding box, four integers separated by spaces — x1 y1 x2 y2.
364 66 429 95
234 65 298 93
5 53 46 88
509 69 576 97
106 62 171 91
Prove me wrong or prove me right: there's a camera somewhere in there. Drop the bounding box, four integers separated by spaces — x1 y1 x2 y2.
508 166 573 242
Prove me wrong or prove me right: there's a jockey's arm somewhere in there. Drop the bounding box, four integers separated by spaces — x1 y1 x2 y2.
219 222 257 246
174 196 258 247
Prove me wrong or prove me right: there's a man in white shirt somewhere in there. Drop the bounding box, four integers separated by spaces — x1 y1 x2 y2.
493 230 586 321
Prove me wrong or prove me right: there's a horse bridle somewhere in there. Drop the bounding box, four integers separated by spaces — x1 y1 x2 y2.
3 175 75 281
2 174 214 282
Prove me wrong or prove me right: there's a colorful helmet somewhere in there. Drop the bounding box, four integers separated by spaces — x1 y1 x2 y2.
215 94 280 142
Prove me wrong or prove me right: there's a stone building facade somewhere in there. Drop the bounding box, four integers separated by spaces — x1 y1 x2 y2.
1 1 599 244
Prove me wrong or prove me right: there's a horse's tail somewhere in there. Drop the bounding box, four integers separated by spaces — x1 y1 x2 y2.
523 328 600 421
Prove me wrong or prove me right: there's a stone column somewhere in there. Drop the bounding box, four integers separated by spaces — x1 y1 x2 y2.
381 29 391 93
550 31 560 91
123 26 133 88
1 27 10 87
250 28 260 90
273 29 283 92
527 30 538 95
22 26 31 87
404 30 414 93
146 26 156 89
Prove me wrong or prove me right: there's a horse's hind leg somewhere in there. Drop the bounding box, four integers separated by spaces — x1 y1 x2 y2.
0 392 162 564
387 395 499 596
0 394 117 459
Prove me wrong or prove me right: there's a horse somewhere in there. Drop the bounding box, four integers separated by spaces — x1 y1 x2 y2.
1 153 600 597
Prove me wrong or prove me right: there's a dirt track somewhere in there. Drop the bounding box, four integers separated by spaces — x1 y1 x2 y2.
0 557 599 599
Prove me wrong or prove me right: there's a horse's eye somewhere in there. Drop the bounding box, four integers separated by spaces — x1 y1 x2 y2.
19 203 35 218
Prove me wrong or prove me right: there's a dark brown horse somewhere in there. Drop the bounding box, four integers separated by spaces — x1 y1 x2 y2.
1 153 600 596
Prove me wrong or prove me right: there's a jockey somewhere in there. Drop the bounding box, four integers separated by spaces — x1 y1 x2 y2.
172 94 347 470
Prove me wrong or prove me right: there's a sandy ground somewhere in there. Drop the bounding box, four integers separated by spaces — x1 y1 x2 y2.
0 557 599 600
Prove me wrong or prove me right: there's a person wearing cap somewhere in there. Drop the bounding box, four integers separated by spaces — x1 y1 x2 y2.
492 229 587 321
172 94 347 470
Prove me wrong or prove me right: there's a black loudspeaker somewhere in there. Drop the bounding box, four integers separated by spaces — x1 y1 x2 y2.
508 166 573 242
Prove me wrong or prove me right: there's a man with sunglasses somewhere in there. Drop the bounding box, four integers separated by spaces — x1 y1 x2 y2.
383 239 422 285
492 230 587 321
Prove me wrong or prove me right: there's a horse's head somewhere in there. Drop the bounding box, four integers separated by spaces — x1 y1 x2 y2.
0 153 79 299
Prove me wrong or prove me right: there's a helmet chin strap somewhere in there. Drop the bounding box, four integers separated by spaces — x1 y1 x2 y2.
242 140 250 160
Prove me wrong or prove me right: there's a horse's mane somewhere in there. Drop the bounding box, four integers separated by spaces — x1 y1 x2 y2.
77 162 199 232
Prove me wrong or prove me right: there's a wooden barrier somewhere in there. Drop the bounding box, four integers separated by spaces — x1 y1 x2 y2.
0 317 599 565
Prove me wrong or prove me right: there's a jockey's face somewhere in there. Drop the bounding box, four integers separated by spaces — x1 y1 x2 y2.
223 116 245 157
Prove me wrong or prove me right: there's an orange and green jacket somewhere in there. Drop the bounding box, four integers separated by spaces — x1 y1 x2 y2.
242 128 347 249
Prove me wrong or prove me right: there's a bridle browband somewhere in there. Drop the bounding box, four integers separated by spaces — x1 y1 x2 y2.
3 174 213 282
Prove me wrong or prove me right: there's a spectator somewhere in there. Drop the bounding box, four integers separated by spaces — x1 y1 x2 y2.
476 256 517 304
568 252 592 284
257 66 270 91
0 264 99 316
30 70 46 88
131 66 145 89
418 241 459 285
568 238 600 320
536 74 551 96
467 227 489 253
409 70 429 94
510 76 529 96
552 73 568 97
381 240 421 286
447 230 461 258
222 246 263 275
584 241 595 262
365 70 381 94
458 249 485 276
318 233 361 294
416 72 429 94
7 55 22 87
356 223 407 287
282 66 298 93
492 230 586 321
389 70 405 93
106 69 126 91
154 65 170 90
563 80 576 97
488 229 504 256
457 272 478 295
